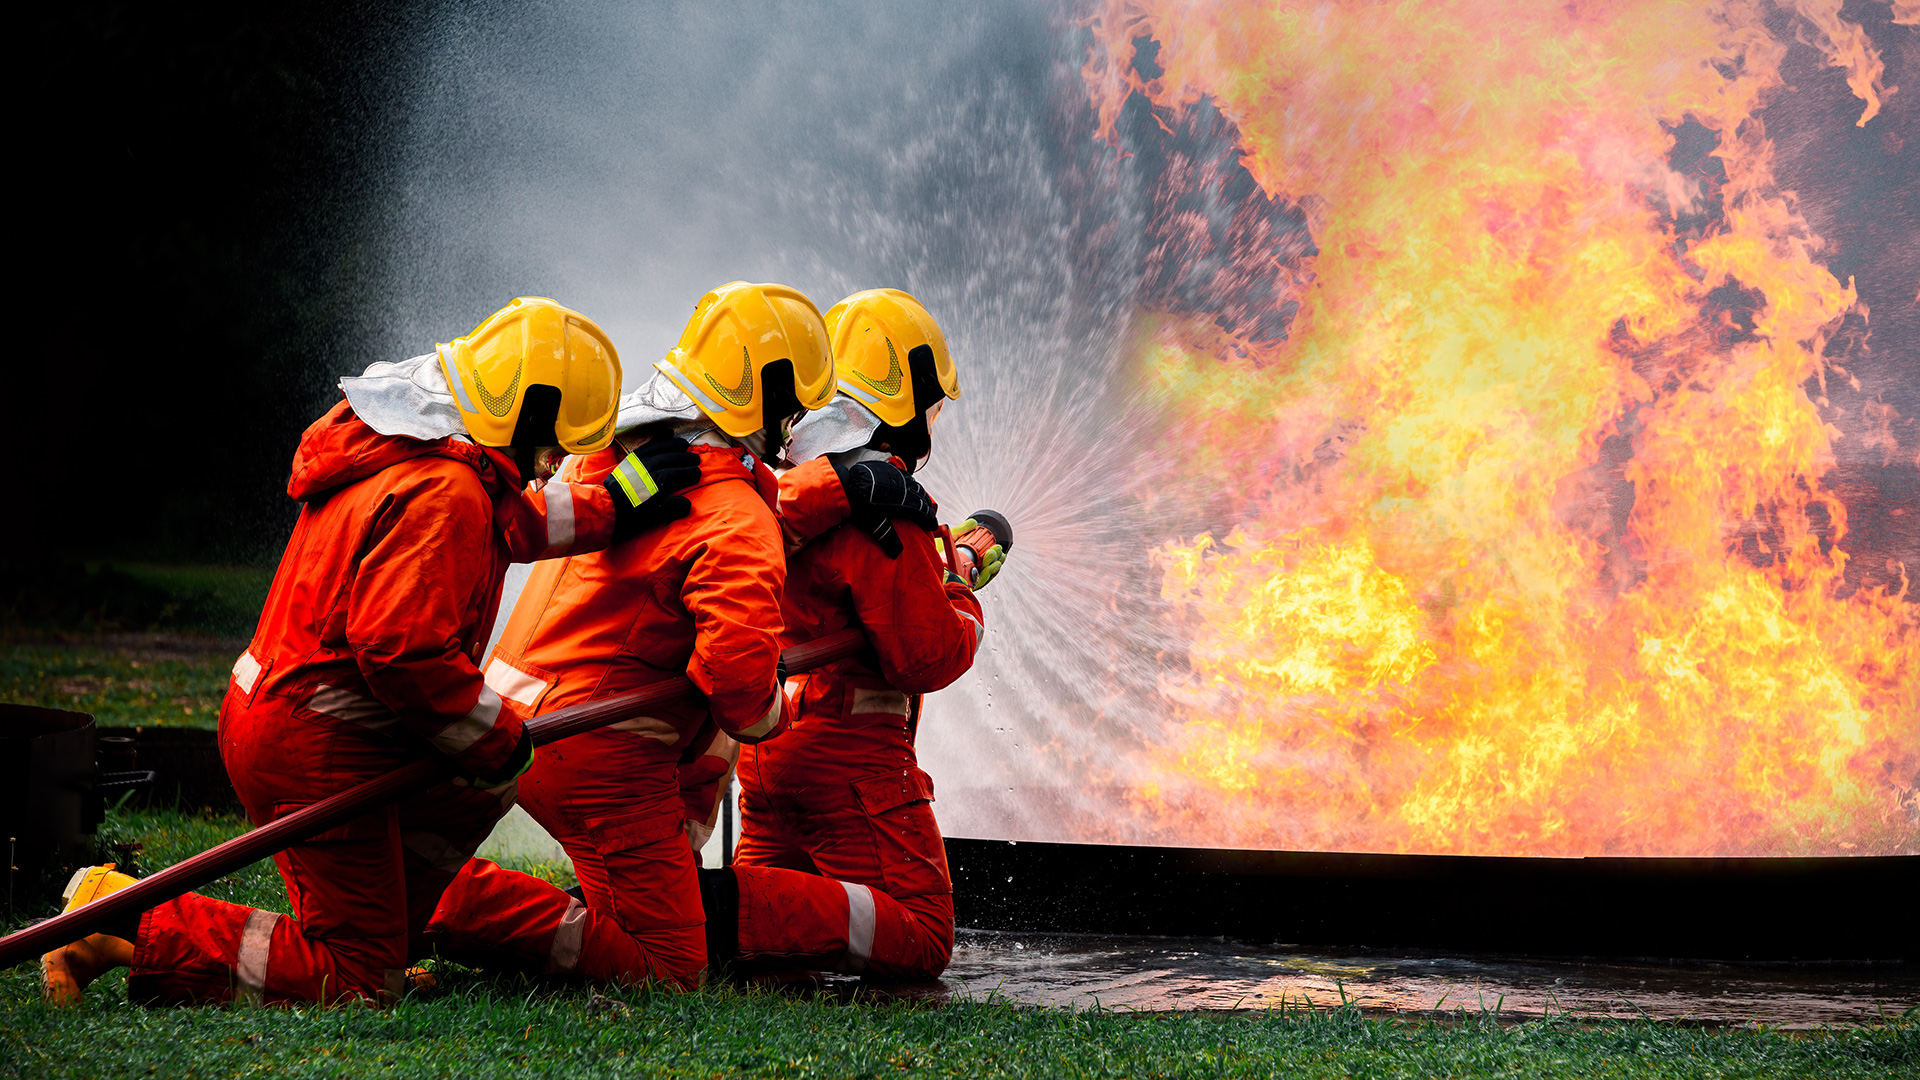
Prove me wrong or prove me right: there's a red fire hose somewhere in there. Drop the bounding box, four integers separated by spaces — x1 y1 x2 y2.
0 627 867 970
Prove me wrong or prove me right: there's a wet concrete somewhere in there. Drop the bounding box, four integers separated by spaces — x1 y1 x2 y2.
931 930 1917 1027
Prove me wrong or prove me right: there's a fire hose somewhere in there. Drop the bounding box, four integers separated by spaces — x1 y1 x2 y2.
0 627 868 970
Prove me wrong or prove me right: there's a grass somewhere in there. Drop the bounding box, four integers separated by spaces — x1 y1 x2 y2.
2 559 267 730
106 564 274 640
1 639 233 730
2 811 1915 1079
2 561 272 640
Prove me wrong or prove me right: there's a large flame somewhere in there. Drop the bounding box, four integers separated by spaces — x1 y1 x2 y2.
1085 0 1919 856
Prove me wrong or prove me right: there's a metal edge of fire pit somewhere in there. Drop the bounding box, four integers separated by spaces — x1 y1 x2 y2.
96 726 239 811
945 837 1920 962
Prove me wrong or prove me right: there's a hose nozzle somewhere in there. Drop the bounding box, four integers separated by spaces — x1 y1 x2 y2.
946 509 1013 588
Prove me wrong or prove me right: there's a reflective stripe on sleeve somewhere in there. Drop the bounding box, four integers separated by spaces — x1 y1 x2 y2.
544 481 576 553
234 908 281 1002
401 830 476 874
432 686 502 755
483 658 549 709
305 686 399 733
842 882 876 972
959 610 984 650
610 454 660 507
734 687 782 740
849 688 911 716
231 651 262 694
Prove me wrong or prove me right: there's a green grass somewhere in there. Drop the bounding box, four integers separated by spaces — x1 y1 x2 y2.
108 564 274 639
2 811 1914 1079
2 560 272 639
1 640 232 730
2 559 267 729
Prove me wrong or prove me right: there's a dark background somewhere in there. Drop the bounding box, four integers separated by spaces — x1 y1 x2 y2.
13 2 425 567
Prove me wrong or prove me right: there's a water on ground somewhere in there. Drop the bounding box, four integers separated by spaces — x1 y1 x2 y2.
793 930 1918 1027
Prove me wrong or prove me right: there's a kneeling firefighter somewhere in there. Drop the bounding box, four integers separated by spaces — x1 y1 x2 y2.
707 289 1008 981
43 298 703 1006
423 282 938 989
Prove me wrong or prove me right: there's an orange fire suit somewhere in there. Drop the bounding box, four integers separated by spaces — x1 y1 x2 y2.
727 482 983 981
128 401 619 1005
425 451 848 988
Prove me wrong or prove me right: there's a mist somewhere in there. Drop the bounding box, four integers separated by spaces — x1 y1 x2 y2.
391 0 1198 843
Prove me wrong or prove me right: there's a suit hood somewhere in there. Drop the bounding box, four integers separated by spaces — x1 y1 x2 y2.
288 399 519 502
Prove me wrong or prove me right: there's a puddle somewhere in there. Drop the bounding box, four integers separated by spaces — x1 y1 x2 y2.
935 929 1918 1027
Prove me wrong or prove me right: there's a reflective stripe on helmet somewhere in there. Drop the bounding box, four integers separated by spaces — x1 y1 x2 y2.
837 378 886 411
657 358 730 417
439 344 480 414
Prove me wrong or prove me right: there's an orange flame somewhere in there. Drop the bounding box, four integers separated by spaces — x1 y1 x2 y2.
1089 0 1918 856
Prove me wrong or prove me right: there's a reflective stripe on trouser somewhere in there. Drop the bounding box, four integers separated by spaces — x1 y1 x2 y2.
125 687 512 1005
732 761 954 980
425 727 707 989
427 857 700 986
729 864 953 979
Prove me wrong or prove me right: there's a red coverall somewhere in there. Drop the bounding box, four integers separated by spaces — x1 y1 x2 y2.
424 452 847 988
730 483 984 981
128 401 617 1005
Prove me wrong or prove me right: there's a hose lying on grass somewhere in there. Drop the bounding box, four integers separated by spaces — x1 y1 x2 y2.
0 627 868 969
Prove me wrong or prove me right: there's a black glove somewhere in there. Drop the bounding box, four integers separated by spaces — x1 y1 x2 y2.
469 728 533 789
605 437 701 542
836 459 938 559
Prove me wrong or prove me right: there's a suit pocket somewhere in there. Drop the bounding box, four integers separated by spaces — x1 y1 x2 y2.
851 768 935 816
851 769 947 898
584 803 689 853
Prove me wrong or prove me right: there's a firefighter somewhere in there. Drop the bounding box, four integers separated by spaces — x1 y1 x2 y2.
42 298 704 1006
423 281 931 989
705 288 1002 981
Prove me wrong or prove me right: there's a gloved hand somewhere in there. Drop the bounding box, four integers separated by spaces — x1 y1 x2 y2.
470 729 533 789
936 518 1008 590
836 459 937 558
959 518 1007 589
605 436 701 542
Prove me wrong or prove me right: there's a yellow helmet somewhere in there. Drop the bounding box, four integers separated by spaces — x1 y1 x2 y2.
437 297 621 454
823 289 959 428
653 282 835 439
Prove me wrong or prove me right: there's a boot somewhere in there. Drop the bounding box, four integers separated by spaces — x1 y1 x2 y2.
40 864 140 1006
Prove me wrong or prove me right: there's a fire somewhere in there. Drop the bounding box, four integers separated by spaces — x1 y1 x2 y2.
1087 1 1920 856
